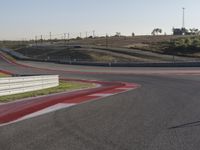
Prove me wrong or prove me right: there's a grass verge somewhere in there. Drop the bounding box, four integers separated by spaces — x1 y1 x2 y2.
0 73 10 78
129 36 200 58
0 80 96 103
0 51 16 62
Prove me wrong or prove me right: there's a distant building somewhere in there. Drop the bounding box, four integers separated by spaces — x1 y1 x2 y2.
173 28 185 35
173 28 188 35
173 28 183 35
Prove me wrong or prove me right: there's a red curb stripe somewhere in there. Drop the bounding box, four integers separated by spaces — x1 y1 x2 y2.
0 70 13 75
63 95 99 104
0 80 134 124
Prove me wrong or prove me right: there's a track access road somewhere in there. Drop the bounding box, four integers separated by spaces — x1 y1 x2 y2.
1 53 200 150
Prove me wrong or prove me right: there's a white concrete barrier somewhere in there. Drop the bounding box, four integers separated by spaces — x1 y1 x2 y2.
0 75 59 96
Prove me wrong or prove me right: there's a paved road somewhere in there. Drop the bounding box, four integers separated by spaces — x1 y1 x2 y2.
1 55 200 150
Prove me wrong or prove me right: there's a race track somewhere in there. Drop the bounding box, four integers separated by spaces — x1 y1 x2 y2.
1 54 200 150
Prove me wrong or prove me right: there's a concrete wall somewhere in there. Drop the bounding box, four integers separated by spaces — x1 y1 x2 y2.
0 75 59 96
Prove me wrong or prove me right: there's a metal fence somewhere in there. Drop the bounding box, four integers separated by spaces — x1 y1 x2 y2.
0 75 59 96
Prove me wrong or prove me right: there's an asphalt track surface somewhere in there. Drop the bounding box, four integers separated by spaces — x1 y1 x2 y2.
1 54 200 150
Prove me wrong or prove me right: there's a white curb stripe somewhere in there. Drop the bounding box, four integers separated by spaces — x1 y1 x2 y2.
90 93 114 97
20 103 76 120
0 103 76 127
117 88 133 90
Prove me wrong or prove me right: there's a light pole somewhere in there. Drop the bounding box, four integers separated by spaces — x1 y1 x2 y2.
182 7 185 28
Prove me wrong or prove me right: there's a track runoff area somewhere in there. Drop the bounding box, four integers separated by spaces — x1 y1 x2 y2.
0 53 139 126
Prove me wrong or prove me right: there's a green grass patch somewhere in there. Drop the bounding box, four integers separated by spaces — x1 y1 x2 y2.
129 36 200 58
0 51 16 62
0 73 10 78
0 80 95 103
165 36 200 53
154 36 200 57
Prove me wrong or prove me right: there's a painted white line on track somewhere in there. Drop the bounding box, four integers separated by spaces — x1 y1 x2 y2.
117 88 133 90
20 103 76 120
90 93 114 97
0 103 76 127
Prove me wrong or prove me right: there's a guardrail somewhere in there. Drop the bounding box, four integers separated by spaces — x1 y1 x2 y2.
0 75 59 96
1 48 29 59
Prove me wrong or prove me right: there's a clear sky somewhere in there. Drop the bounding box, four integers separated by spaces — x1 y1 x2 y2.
0 0 200 40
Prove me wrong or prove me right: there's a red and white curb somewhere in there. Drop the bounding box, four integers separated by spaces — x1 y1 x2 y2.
29 83 137 118
0 52 140 126
19 103 76 121
0 81 139 126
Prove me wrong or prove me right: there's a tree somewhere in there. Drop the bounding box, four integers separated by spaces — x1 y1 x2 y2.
189 28 199 35
115 32 121 37
151 28 162 35
76 37 82 40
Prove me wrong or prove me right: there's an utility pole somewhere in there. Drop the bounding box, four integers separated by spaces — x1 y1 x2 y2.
80 32 82 38
64 33 67 43
67 33 70 45
182 7 185 28
40 35 43 43
49 32 52 44
49 32 52 40
92 30 95 38
106 34 108 48
86 32 88 38
68 33 70 40
35 36 37 46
